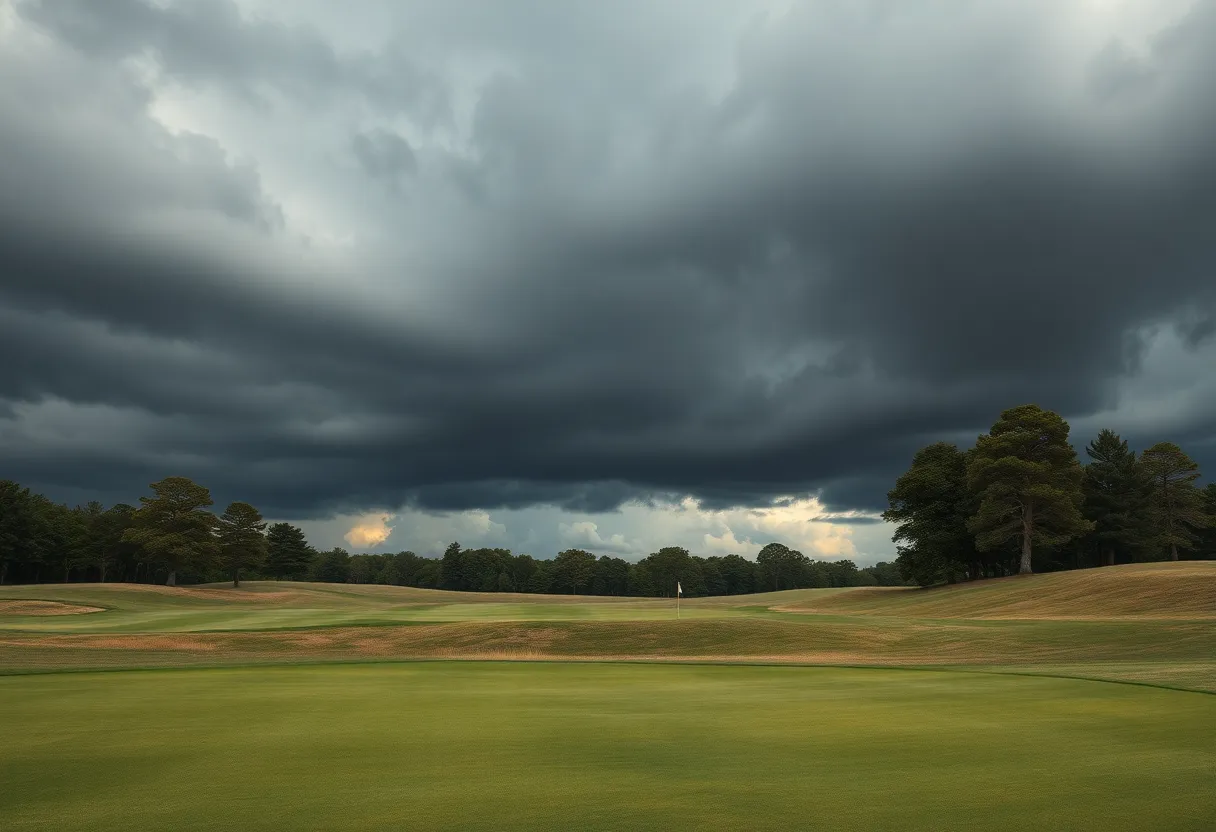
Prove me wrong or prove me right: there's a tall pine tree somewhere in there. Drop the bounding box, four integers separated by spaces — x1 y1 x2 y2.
265 523 314 580
1140 443 1207 561
883 442 976 586
1082 430 1152 566
123 477 218 586
967 405 1091 574
217 502 268 587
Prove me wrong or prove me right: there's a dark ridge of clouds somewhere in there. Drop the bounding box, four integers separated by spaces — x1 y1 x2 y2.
3 0 1216 522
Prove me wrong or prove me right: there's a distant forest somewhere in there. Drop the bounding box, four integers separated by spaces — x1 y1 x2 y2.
2 402 1212 593
0 476 900 593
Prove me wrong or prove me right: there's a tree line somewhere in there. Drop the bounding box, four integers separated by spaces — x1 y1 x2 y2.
0 476 901 594
884 404 1216 586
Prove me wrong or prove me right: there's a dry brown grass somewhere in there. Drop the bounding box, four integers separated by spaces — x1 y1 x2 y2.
781 562 1216 619
0 600 103 616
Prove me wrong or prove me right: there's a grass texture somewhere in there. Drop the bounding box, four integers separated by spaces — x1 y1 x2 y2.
2 662 1213 832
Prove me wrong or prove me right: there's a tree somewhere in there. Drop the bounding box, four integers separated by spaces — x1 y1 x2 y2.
123 476 218 586
1140 443 1207 561
883 442 976 586
716 554 757 595
310 548 351 583
755 543 808 591
265 523 314 580
0 480 34 584
1200 484 1216 560
590 556 630 596
640 546 699 596
552 549 597 594
967 405 1091 575
440 542 464 590
217 502 268 587
1082 430 1153 567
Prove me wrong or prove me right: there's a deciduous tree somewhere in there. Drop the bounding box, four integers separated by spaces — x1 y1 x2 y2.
552 549 597 594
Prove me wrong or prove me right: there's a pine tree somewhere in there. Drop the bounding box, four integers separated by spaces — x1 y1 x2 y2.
123 477 218 586
217 502 268 587
883 442 976 586
967 405 1091 574
1200 484 1216 560
265 523 314 580
1140 443 1207 561
1082 430 1152 566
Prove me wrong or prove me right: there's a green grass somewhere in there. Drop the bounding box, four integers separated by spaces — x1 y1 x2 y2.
2 565 1215 691
2 568 1214 829
1 663 1212 832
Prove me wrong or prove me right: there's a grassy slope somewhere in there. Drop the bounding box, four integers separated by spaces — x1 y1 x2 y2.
2 663 1213 832
1 563 1213 690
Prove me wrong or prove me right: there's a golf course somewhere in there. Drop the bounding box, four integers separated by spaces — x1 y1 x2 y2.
2 562 1214 830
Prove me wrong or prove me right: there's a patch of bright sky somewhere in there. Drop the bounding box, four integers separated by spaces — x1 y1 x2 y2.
288 494 897 565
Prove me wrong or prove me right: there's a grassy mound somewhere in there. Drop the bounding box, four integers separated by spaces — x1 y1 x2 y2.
777 562 1216 619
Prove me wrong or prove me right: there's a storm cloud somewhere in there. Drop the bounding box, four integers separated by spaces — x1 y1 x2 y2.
2 0 1215 557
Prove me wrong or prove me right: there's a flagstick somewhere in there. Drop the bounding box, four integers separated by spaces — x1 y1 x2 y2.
677 583 680 620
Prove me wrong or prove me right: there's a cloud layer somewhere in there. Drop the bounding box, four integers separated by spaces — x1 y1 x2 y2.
2 0 1215 559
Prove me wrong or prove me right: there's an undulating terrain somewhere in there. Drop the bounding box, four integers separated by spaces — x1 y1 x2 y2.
2 563 1213 831
1 562 1213 691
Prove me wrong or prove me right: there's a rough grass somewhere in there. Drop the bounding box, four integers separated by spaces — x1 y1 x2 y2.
776 562 1216 619
1 663 1212 832
1 563 1213 691
0 600 102 616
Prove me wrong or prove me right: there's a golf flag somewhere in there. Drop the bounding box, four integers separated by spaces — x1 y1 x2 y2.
677 582 682 596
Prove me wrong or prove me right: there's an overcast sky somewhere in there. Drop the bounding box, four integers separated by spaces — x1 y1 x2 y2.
2 0 1214 563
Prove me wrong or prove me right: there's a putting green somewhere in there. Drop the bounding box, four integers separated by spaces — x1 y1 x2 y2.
1 663 1212 831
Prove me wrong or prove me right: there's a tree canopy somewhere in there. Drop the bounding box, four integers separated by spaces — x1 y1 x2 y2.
967 405 1091 574
122 477 219 586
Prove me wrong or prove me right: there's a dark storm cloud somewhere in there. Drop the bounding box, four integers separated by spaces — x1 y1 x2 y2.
3 0 1216 522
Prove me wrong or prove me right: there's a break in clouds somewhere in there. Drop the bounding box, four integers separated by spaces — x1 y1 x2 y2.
2 0 1215 560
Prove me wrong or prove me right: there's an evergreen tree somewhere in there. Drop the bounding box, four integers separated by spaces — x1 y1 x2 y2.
967 405 1091 574
265 523 314 580
0 480 34 584
1140 443 1207 561
1082 430 1152 566
1200 484 1216 559
217 502 268 587
123 476 218 586
440 541 464 590
883 442 976 586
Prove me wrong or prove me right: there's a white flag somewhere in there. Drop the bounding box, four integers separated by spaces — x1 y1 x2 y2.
677 582 682 596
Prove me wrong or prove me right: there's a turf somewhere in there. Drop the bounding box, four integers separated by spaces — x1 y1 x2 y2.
1 663 1212 832
2 564 1214 691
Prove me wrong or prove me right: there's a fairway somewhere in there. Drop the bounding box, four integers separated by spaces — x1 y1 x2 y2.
3 564 1215 692
1 663 1213 832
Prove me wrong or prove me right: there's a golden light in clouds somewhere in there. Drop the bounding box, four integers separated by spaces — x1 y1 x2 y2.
343 513 395 549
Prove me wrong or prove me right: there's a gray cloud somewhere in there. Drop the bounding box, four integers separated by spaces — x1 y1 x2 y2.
2 0 1215 538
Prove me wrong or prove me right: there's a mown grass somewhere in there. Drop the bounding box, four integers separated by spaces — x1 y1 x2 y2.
1 663 1212 832
2 563 1215 691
